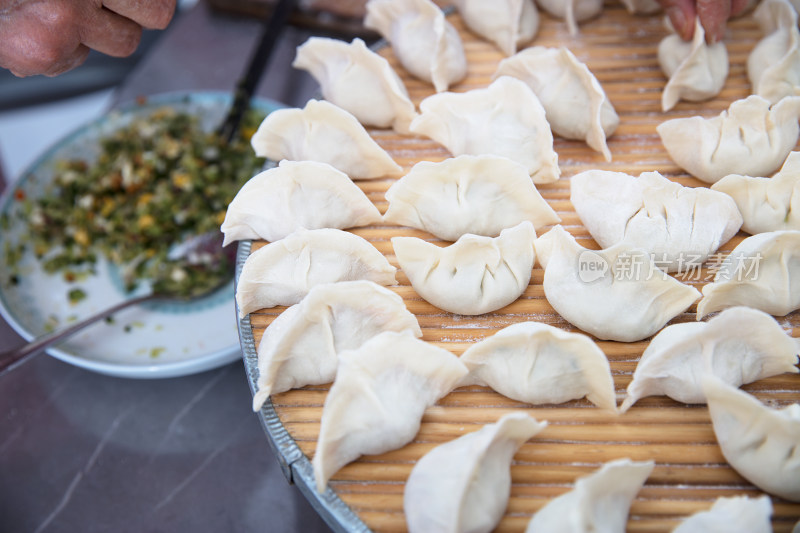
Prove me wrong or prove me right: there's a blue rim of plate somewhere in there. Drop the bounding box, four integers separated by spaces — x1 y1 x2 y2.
0 91 284 379
236 239 371 533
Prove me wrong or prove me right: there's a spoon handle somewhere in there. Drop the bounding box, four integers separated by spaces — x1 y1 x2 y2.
0 293 157 377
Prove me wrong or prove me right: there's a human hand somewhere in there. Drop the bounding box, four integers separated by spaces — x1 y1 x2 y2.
0 0 176 77
658 0 750 42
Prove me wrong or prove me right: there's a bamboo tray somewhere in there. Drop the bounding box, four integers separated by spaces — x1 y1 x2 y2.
238 3 800 532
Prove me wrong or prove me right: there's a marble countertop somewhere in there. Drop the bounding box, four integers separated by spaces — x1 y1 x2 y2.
0 4 341 532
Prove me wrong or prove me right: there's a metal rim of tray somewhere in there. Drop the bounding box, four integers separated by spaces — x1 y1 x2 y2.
236 239 372 533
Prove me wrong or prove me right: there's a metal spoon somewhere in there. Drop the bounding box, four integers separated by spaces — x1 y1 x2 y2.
0 232 235 377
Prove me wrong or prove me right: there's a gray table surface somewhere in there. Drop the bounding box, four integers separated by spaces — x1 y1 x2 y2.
0 4 341 532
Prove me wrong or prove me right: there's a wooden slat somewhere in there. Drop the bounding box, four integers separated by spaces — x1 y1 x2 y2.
247 2 800 531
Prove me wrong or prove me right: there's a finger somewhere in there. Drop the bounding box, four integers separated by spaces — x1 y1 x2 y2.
0 1 88 78
731 0 751 16
697 0 731 43
658 0 697 40
4 43 87 78
78 6 143 57
43 44 91 77
101 0 176 29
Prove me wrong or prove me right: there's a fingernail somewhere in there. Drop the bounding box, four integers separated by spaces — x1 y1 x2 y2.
707 23 724 44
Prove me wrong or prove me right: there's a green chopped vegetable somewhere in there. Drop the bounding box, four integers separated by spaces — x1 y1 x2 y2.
67 288 87 305
43 315 59 333
6 105 265 299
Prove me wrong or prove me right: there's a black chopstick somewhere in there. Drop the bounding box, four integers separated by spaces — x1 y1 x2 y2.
217 0 298 143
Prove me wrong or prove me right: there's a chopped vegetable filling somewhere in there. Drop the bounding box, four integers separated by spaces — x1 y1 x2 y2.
5 106 265 299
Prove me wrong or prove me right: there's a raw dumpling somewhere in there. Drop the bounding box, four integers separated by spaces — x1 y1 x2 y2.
657 94 800 184
460 322 617 411
748 0 800 104
363 0 467 92
658 17 729 112
536 0 603 35
570 170 742 272
251 281 421 411
525 458 655 532
221 160 382 245
672 495 772 533
620 0 661 14
250 99 403 179
392 222 535 315
292 37 417 133
383 155 560 241
454 0 539 56
702 375 800 502
621 306 800 411
697 230 800 318
236 228 397 317
535 225 701 342
409 76 561 183
404 412 547 533
493 46 619 161
711 151 800 234
313 331 468 492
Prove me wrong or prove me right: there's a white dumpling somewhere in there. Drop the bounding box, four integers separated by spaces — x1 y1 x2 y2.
620 0 661 14
702 375 800 502
658 17 729 112
621 307 800 411
221 160 382 245
392 222 535 315
535 0 603 35
697 230 800 318
493 46 619 161
292 37 418 133
712 151 800 234
251 281 421 411
454 0 539 56
383 155 560 241
404 412 547 533
236 228 397 317
313 331 468 492
748 0 800 104
525 458 655 532
250 99 403 179
657 94 800 184
363 0 467 92
570 170 742 272
535 225 700 342
672 495 773 533
409 76 561 183
460 322 617 411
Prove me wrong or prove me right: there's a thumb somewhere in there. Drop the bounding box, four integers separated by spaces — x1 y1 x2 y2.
658 0 697 40
697 0 732 43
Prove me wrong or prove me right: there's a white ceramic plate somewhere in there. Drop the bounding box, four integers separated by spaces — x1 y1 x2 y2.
0 92 282 378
